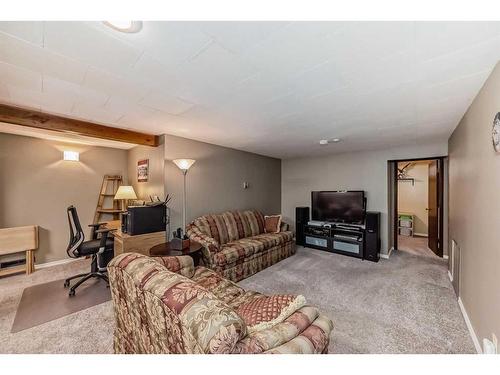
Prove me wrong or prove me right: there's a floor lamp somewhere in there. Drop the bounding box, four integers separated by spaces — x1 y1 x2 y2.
173 159 196 237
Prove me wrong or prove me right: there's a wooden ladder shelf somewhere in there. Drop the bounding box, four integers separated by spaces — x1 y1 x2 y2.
93 175 123 224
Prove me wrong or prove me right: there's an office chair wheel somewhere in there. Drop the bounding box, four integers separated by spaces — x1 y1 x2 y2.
64 280 70 288
69 289 76 297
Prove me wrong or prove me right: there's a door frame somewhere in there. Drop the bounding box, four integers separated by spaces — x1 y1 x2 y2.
388 156 447 257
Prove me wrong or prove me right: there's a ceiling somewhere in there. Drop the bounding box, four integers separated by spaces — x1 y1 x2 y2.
1 21 500 159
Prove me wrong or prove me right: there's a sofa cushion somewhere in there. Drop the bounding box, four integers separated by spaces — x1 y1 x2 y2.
236 294 307 333
213 231 293 267
191 266 245 305
264 215 282 233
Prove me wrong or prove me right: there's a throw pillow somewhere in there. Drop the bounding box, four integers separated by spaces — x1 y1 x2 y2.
264 215 282 233
236 294 306 333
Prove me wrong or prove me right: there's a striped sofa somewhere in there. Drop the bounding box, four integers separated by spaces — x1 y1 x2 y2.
186 210 295 282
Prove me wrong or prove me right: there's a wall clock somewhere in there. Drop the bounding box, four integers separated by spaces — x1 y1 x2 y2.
493 113 500 153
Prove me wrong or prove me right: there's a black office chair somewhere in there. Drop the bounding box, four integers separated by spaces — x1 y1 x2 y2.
64 205 115 296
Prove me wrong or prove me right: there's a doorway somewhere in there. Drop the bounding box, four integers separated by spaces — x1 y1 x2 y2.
388 157 446 258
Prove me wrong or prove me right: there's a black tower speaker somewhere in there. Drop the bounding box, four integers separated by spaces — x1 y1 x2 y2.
295 207 309 246
364 211 380 262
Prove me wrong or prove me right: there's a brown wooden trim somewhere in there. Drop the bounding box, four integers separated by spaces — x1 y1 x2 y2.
390 157 446 257
0 103 159 147
388 156 447 162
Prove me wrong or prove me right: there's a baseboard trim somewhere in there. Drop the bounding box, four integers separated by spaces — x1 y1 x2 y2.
380 247 393 259
458 297 482 354
448 270 453 282
36 258 78 270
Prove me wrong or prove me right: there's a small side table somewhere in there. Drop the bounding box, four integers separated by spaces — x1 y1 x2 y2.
149 241 204 266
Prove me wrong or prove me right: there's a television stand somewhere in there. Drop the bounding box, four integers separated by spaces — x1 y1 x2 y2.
302 212 380 262
304 223 364 259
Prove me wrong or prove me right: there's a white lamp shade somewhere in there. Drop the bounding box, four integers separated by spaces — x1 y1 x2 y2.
114 185 138 200
173 159 196 171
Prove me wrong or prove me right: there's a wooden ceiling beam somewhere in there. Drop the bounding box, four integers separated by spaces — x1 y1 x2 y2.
0 103 159 147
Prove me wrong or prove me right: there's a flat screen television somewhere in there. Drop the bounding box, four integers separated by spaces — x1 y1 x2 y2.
311 191 365 224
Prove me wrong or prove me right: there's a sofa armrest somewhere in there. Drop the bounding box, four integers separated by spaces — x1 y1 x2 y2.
151 255 195 278
280 221 290 232
232 306 333 354
186 224 220 267
108 253 247 354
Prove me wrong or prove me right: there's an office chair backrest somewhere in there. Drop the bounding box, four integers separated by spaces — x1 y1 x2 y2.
67 205 84 258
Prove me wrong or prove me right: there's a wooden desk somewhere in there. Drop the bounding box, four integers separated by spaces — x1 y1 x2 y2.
0 225 38 276
105 220 166 256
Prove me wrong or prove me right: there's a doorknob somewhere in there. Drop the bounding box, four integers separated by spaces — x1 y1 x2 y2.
425 208 431 211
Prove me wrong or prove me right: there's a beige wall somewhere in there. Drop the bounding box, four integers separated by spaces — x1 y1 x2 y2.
127 136 165 201
164 135 281 235
0 133 128 264
397 161 429 236
281 141 448 254
448 62 500 347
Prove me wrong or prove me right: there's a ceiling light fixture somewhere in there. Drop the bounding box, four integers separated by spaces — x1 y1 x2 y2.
319 138 341 145
103 21 143 33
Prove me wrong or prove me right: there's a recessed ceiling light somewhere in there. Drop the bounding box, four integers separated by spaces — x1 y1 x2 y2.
103 21 143 33
319 138 341 145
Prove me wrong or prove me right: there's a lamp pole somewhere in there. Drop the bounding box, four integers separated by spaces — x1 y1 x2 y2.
182 169 187 236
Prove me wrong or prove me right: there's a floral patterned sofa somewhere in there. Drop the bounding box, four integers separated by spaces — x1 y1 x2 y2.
186 210 295 281
108 253 333 354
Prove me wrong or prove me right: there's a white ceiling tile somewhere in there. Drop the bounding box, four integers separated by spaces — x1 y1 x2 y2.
0 21 44 46
117 105 178 133
0 61 42 91
197 21 289 53
83 67 149 101
0 32 88 84
4 85 42 110
420 36 500 85
416 21 500 61
178 42 257 87
43 22 142 75
140 91 195 115
0 84 9 100
43 75 108 108
92 21 212 70
71 102 122 125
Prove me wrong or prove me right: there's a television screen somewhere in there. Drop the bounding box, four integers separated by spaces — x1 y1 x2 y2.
311 191 365 224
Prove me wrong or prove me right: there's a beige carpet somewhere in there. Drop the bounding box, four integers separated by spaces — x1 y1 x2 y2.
398 235 439 259
239 247 474 354
0 259 114 354
0 248 474 354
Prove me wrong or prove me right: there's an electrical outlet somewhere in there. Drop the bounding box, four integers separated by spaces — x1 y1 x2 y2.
482 334 498 354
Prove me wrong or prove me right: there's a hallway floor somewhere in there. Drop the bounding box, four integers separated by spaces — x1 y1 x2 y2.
397 235 441 259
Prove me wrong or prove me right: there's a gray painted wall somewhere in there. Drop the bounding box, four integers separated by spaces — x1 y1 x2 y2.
127 136 165 201
281 141 448 254
0 133 128 264
163 134 281 235
448 62 500 348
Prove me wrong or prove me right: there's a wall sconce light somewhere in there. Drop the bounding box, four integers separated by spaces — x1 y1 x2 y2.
63 151 79 161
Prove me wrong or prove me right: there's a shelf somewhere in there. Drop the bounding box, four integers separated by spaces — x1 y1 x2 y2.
398 178 415 186
97 209 124 214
